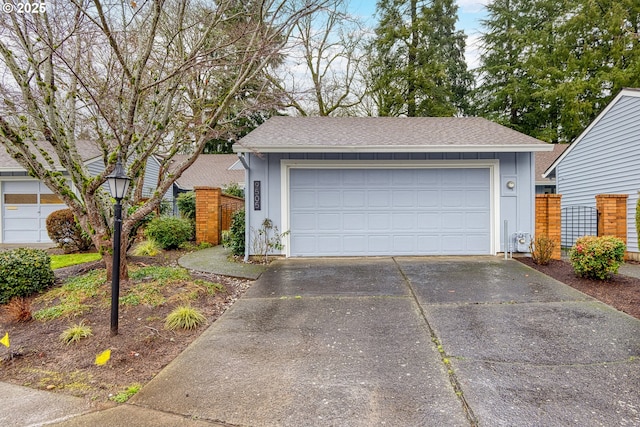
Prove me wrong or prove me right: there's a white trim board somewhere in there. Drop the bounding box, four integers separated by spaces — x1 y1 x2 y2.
280 159 501 257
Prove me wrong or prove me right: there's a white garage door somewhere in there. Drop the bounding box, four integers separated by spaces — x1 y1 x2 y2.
3 181 66 243
289 168 491 256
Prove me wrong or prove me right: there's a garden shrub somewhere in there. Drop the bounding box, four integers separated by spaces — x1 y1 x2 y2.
529 235 555 265
176 191 196 221
46 209 92 253
569 235 626 280
145 216 193 250
223 209 245 256
222 182 244 198
0 248 55 304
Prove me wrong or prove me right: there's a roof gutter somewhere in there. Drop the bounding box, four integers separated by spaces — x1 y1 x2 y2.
233 144 554 154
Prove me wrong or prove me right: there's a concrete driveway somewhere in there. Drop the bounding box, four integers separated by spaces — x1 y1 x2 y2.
126 257 640 426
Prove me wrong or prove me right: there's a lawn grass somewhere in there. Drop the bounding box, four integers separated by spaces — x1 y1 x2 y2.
50 252 102 270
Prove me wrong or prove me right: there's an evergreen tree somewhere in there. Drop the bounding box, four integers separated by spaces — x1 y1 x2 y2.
476 0 640 143
367 0 472 116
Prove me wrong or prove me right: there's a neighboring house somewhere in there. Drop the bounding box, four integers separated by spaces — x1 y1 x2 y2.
234 117 552 257
535 144 568 194
544 88 640 258
0 147 243 244
169 154 245 197
0 142 164 244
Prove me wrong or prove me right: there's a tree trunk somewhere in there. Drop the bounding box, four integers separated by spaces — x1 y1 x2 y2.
99 233 129 282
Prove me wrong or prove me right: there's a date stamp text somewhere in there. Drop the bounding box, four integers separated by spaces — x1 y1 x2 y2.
2 2 47 14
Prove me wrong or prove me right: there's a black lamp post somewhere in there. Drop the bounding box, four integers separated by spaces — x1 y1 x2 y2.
106 154 131 336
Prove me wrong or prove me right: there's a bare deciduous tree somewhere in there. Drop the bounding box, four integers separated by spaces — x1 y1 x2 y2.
269 0 367 116
0 0 326 279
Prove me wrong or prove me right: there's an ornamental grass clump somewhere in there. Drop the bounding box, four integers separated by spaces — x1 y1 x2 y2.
59 322 93 345
165 305 206 330
569 235 625 280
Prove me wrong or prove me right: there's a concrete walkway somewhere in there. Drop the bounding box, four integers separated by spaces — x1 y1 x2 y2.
178 245 266 280
2 256 639 426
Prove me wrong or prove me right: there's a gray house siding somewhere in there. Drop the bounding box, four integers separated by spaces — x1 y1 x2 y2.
556 93 640 253
244 151 535 256
86 156 170 201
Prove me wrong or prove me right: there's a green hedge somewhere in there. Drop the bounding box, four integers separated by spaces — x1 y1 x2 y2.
0 248 55 304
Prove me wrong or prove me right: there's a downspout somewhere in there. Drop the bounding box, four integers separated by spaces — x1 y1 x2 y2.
237 153 250 262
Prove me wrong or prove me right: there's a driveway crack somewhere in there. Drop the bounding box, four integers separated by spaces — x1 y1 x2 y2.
392 257 479 427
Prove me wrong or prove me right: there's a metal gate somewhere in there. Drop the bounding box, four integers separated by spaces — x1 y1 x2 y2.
561 205 599 248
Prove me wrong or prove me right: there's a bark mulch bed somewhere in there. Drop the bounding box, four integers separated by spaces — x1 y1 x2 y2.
0 250 252 407
516 256 640 320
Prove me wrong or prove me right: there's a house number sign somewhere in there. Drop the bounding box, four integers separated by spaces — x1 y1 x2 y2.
253 180 261 210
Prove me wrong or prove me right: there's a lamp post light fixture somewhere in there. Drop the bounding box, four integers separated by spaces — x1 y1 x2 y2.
106 154 131 336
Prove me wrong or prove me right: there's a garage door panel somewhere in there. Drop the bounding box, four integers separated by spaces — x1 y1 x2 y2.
466 168 490 185
318 213 340 231
318 191 339 208
444 172 465 185
289 168 491 256
368 191 390 207
291 234 315 249
392 170 415 185
344 190 365 207
466 212 490 229
369 235 391 252
291 190 315 208
368 213 390 230
417 235 441 252
417 172 438 185
318 235 340 251
393 190 415 206
344 235 366 252
443 190 464 207
367 170 391 185
467 235 491 252
417 213 441 230
344 213 365 230
418 190 439 207
392 213 416 230
393 236 418 252
318 172 340 186
442 213 464 229
291 213 316 230
467 190 490 207
343 170 366 185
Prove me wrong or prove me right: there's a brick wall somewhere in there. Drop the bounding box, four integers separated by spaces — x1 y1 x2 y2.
535 194 562 260
595 194 628 244
194 188 245 245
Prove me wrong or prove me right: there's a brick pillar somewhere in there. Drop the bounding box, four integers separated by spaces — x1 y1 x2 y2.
535 194 562 259
596 194 628 244
195 187 221 245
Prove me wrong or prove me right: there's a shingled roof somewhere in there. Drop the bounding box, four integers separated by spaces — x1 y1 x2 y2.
170 154 244 190
0 140 103 170
234 117 552 153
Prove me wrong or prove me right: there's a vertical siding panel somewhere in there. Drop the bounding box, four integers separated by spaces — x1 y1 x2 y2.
556 93 640 252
